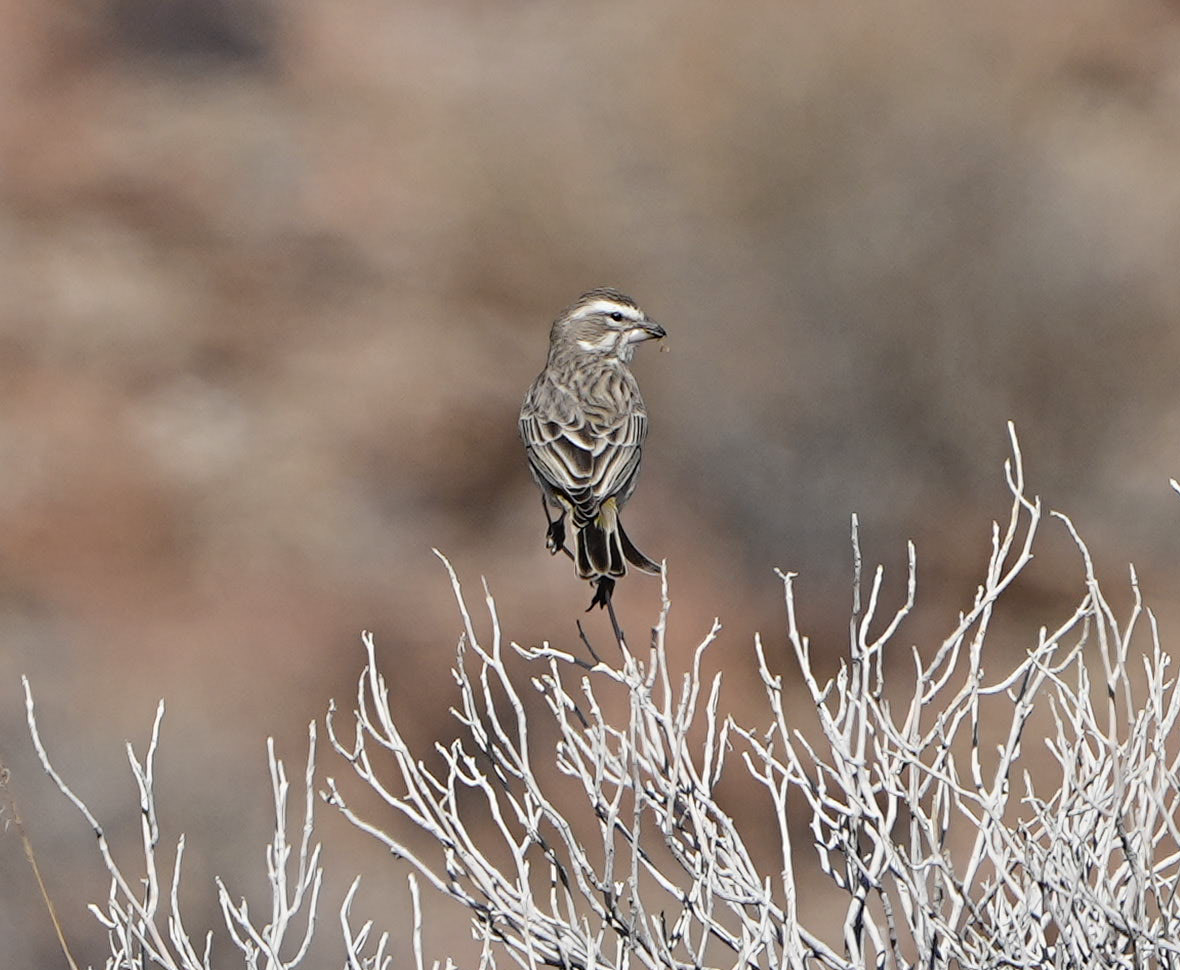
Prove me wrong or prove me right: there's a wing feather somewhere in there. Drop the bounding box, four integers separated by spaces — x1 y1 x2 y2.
520 370 648 522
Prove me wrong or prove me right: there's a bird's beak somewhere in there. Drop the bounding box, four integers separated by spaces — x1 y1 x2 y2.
628 320 666 343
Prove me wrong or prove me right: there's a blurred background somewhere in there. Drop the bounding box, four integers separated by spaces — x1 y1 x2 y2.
3 0 1180 965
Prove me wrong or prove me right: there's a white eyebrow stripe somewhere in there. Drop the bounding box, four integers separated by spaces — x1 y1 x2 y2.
571 300 643 321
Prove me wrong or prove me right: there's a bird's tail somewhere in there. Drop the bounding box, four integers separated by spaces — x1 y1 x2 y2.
619 520 661 574
574 518 624 581
574 499 660 580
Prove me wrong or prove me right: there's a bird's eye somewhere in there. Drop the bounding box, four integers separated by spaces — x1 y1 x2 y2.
609 311 624 322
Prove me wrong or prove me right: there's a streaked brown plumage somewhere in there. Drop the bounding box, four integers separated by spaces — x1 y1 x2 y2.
519 288 665 609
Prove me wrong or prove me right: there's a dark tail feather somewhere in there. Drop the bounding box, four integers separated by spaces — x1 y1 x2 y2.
575 522 625 579
619 521 660 575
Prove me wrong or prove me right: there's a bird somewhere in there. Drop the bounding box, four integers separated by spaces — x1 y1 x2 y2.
519 287 666 614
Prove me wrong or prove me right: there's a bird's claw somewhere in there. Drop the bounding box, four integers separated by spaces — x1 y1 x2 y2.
545 519 565 555
587 577 615 611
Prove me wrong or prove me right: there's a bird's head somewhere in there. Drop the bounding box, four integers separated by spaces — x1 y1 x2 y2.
551 288 666 362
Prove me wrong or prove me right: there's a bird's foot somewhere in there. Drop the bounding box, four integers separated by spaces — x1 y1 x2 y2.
545 518 566 555
586 577 615 612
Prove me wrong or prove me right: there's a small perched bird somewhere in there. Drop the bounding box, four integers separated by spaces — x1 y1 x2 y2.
519 288 666 612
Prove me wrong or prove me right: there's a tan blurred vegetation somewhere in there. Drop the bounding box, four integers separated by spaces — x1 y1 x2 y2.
3 0 1180 965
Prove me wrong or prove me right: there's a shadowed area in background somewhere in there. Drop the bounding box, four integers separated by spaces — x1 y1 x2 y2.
3 0 1180 965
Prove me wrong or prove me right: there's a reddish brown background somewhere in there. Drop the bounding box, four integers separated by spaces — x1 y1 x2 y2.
3 1 1180 965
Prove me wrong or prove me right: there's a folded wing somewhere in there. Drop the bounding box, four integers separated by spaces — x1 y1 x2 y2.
519 403 647 525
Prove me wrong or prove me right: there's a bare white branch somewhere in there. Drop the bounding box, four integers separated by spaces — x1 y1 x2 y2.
216 723 324 970
24 691 326 970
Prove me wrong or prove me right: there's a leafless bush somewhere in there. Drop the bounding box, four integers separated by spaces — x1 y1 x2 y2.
23 426 1180 968
22 696 324 970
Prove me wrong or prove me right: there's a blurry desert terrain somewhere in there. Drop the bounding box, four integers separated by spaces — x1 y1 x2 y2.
3 0 1180 965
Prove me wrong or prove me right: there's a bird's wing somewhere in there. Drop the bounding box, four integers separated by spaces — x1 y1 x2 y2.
586 410 646 503
520 403 646 519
